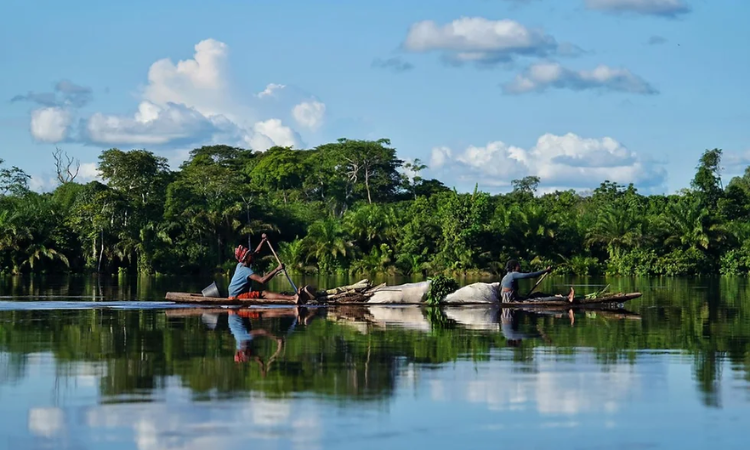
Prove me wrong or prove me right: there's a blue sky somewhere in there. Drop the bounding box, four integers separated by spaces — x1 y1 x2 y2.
1 0 748 195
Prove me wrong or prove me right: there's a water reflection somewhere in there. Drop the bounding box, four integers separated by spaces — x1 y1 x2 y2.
1 276 750 448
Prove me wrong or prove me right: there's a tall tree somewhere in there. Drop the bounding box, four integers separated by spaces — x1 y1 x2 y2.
692 148 724 206
0 159 30 196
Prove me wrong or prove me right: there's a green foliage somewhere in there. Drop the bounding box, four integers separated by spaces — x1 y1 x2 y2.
426 275 459 306
4 141 750 277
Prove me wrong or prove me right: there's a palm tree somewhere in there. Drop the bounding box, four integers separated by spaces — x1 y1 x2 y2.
21 243 70 270
660 195 725 251
303 218 350 271
586 203 644 259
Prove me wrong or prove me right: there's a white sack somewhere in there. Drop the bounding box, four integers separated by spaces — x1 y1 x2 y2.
442 282 500 304
367 281 431 304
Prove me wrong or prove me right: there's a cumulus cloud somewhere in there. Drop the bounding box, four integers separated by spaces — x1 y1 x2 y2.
292 101 326 131
248 119 302 151
30 107 72 142
503 62 658 95
17 39 315 152
85 101 220 146
142 39 232 118
372 57 414 72
78 162 102 182
429 132 666 192
402 17 560 65
585 0 691 17
11 79 92 108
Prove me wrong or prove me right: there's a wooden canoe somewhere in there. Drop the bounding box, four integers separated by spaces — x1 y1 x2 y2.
497 292 642 308
163 291 642 308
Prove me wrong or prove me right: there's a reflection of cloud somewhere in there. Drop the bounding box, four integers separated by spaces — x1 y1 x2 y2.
250 398 292 427
81 390 323 450
29 407 64 437
422 352 647 417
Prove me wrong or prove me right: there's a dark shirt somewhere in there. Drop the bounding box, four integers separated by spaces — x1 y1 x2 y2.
500 270 547 292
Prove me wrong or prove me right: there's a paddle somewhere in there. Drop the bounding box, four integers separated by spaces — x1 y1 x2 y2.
261 233 299 293
526 269 550 297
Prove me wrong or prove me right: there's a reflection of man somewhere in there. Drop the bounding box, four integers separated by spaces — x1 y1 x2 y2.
228 310 283 365
222 307 320 372
500 308 541 347
500 308 575 346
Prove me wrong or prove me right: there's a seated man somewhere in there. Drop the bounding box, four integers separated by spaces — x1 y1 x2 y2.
228 240 310 303
500 259 573 303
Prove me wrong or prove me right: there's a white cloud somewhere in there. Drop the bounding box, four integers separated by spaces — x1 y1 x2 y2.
403 17 559 64
503 62 657 95
248 119 302 151
20 39 316 153
585 0 691 17
55 39 307 150
78 162 102 182
256 83 286 98
86 101 219 146
30 107 72 142
428 132 666 192
430 146 453 169
29 174 58 192
143 39 231 118
292 101 326 131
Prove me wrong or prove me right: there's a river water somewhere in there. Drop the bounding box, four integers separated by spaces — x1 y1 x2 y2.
1 274 749 449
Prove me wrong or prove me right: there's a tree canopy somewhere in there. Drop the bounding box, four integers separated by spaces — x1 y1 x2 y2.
1 144 749 278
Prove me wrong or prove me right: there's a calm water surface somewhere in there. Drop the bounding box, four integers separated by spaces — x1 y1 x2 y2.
1 274 750 449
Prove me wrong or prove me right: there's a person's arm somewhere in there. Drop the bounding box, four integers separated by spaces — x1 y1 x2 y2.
249 264 284 285
515 266 552 279
253 236 266 255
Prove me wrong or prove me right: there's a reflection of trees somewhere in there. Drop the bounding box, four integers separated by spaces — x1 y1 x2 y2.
0 275 749 408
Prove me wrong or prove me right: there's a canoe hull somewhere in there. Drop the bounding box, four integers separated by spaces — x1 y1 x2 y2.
164 291 642 308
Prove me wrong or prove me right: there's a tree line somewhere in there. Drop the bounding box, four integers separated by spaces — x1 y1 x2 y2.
1 141 749 277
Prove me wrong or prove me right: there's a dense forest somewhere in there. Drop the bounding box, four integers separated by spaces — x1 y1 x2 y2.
1 141 750 277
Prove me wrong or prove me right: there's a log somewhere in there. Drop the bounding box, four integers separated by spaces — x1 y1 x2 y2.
317 279 371 297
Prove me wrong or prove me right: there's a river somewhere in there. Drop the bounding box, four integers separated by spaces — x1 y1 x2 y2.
1 274 749 449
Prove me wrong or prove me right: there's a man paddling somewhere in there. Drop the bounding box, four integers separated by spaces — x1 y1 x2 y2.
228 238 311 303
500 259 574 303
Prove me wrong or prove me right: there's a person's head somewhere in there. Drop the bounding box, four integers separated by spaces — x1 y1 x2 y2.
505 259 520 273
234 347 254 363
235 245 255 266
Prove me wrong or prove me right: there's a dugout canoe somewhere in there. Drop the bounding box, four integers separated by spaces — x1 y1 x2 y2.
163 291 642 308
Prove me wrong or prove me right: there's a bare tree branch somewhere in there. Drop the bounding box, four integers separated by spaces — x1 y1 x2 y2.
53 147 80 184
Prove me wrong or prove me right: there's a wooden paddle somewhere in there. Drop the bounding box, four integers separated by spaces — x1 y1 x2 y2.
261 233 299 293
526 269 550 297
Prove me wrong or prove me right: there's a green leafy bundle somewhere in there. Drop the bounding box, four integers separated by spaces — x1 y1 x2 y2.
585 284 610 299
425 275 459 306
